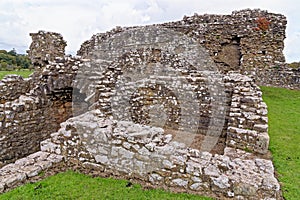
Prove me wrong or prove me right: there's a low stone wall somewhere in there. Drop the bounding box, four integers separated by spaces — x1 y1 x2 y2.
40 109 280 199
0 151 63 193
253 65 300 90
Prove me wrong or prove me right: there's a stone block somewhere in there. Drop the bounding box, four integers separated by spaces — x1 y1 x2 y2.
95 155 109 165
23 165 42 178
171 178 189 188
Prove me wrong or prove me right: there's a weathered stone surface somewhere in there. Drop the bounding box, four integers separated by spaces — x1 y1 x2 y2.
233 183 258 196
2 173 27 188
39 110 281 199
28 31 66 66
0 8 291 200
1 8 296 167
23 165 42 178
0 151 62 194
0 183 4 193
0 55 79 166
171 178 189 188
40 139 61 154
149 173 164 185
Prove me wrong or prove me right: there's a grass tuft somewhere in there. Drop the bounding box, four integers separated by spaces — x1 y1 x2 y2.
0 70 33 80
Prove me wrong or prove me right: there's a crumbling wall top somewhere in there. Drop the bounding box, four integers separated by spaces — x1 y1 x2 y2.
27 31 66 67
77 9 287 73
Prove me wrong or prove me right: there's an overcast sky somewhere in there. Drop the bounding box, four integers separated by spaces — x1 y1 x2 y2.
0 0 299 62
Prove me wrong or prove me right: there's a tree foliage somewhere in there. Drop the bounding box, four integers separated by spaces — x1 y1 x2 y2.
0 49 32 71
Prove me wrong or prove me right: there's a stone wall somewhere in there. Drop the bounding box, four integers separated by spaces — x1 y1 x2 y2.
28 31 66 67
78 9 299 90
0 48 80 167
78 9 287 74
76 56 269 156
0 75 31 103
0 8 293 199
38 73 276 199
252 65 300 89
40 102 279 199
225 73 269 154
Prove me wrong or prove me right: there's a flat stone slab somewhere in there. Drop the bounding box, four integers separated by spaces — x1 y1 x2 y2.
0 151 63 194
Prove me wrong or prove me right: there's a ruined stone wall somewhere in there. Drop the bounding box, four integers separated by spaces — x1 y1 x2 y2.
0 33 80 166
0 8 286 167
0 8 287 199
225 73 269 154
253 65 300 89
78 9 287 73
0 93 61 166
0 59 80 166
40 84 279 199
0 75 31 103
80 55 268 156
78 9 299 90
163 9 286 73
28 31 66 67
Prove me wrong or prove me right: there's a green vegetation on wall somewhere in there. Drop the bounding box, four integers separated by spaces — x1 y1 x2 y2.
287 62 300 69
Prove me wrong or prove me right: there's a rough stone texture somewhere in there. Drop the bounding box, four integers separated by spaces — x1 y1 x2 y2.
28 31 67 67
0 75 31 103
1 8 295 167
0 151 63 194
225 73 269 154
74 21 271 153
78 9 299 90
39 110 281 199
78 9 286 73
0 54 80 167
72 25 270 155
0 8 293 199
251 65 300 90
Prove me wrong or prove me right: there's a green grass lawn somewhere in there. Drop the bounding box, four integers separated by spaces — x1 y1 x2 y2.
261 86 300 200
0 171 211 200
0 70 33 80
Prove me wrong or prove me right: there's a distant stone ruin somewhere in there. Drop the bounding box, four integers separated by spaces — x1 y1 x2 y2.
1 9 299 199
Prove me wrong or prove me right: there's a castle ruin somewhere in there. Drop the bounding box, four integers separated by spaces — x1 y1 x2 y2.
0 9 299 199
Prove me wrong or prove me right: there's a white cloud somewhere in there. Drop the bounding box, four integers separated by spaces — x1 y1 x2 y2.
0 0 299 61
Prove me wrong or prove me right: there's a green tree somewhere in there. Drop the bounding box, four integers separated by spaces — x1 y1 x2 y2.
0 49 31 70
8 48 17 56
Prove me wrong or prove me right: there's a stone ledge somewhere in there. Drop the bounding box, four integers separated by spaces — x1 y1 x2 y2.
0 151 63 194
